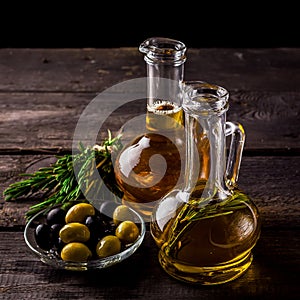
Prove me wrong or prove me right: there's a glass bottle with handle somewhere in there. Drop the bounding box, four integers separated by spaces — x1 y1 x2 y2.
150 81 261 285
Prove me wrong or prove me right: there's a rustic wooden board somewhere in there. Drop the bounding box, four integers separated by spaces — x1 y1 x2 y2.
0 230 298 300
185 48 300 92
1 155 299 229
0 92 299 152
0 48 299 93
0 48 144 93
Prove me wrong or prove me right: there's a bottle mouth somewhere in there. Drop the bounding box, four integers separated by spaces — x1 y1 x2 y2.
139 37 186 66
182 81 229 115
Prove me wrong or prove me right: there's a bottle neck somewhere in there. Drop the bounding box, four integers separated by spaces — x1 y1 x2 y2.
182 81 231 203
145 62 185 132
146 63 185 108
139 37 186 113
184 112 230 202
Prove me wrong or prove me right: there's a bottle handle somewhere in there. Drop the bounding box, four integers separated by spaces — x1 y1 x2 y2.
225 121 245 188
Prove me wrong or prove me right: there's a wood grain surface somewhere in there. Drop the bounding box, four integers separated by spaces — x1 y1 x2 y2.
0 47 299 300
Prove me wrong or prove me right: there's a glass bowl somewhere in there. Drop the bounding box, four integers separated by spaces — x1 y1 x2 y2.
24 206 146 271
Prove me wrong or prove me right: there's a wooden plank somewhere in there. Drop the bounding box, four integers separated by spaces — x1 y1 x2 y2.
0 92 94 151
237 156 300 228
0 92 299 152
0 48 299 93
228 90 300 151
0 48 144 93
0 230 299 299
185 48 300 92
1 155 299 228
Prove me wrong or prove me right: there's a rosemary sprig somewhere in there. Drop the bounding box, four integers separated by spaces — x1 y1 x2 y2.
3 131 123 221
164 191 251 255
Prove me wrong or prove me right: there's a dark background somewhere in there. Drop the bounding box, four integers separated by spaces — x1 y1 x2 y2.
1 3 298 48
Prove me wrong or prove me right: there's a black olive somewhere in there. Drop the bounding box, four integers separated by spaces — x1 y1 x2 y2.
56 238 65 255
50 223 65 248
85 235 100 259
46 207 66 225
103 223 117 236
85 215 108 240
85 215 104 230
35 223 52 250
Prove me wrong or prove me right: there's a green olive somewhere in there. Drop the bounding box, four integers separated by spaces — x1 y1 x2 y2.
96 235 121 258
112 205 136 225
59 222 90 243
61 242 92 262
65 203 95 223
115 220 140 244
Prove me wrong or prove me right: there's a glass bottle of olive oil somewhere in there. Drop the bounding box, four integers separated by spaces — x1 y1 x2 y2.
150 81 261 285
114 37 187 221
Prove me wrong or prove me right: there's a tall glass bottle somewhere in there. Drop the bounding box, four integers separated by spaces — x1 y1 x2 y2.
114 37 187 221
150 81 261 285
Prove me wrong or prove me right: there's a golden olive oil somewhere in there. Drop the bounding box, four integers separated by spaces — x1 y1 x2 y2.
151 188 261 285
114 101 185 220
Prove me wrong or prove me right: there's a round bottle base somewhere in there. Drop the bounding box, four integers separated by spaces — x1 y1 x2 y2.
158 249 253 285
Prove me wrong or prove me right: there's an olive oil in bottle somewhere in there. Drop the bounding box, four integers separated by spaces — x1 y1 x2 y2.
152 188 261 284
113 38 187 221
150 81 261 285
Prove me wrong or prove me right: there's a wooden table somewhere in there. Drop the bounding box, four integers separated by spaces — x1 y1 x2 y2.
0 47 299 299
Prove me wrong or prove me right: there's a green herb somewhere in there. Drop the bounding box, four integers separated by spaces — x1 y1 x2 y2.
164 191 251 255
3 131 123 221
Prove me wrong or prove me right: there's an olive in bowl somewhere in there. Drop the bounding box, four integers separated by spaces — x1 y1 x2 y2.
24 201 145 271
